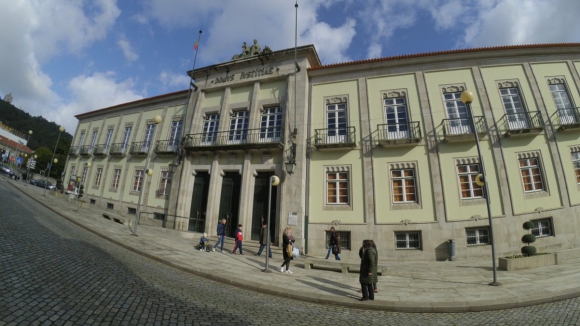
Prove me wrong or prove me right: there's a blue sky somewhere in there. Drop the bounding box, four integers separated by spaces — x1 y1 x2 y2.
1 0 579 133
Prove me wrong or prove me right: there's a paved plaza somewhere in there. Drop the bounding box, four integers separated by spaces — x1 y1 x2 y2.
2 177 580 325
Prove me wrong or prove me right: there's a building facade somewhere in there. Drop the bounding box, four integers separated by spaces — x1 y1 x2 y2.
65 43 580 261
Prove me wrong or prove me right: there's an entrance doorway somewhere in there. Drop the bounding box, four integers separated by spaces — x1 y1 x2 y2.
188 172 210 232
218 172 242 238
251 172 278 242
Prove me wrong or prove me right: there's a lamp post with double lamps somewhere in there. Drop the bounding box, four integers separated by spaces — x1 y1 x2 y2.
263 175 280 272
460 90 500 286
44 126 65 196
132 115 162 236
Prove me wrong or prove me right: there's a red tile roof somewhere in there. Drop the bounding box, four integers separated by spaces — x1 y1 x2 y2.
308 43 580 71
0 136 33 154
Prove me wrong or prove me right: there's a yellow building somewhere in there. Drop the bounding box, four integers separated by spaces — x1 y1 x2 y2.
65 43 580 261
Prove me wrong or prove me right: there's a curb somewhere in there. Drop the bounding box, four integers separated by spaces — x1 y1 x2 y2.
9 179 580 312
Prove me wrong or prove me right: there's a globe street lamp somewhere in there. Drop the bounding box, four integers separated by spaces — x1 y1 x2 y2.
133 115 162 236
263 175 280 272
44 126 65 196
460 90 500 286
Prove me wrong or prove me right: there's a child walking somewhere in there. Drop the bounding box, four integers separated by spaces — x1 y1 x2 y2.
231 224 244 255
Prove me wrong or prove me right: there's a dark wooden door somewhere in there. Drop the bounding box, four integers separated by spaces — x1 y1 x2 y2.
251 172 277 242
218 172 242 237
188 172 210 232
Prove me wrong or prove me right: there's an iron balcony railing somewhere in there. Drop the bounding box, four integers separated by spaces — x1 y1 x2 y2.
109 143 128 156
377 122 422 143
155 139 180 154
553 108 580 130
68 146 79 155
130 141 154 155
92 144 109 156
314 126 356 147
499 111 544 134
442 116 487 138
78 145 92 155
184 127 284 149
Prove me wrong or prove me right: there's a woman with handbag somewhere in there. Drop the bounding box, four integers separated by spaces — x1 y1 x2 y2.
325 227 341 260
279 227 294 273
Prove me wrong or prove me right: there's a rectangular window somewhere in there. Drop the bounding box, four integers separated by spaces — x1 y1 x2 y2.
158 171 172 196
531 218 553 237
325 231 351 250
550 83 577 125
104 128 114 149
70 166 76 177
326 102 348 140
78 132 85 146
466 227 490 246
457 164 483 199
111 169 121 189
90 199 96 205
168 120 183 147
395 232 421 250
384 97 409 139
202 114 220 144
94 168 103 187
89 131 98 149
500 87 528 130
154 213 165 221
143 123 155 148
106 203 114 210
444 92 470 135
391 169 417 203
519 158 544 192
128 207 137 215
260 107 283 141
132 170 144 192
81 167 88 184
572 151 580 184
122 126 132 147
326 171 349 205
229 111 249 143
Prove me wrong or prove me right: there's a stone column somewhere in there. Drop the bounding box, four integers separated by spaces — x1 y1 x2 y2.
356 77 375 229
205 153 222 236
238 152 253 239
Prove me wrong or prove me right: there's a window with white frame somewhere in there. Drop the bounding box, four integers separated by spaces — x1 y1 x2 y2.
444 92 470 135
143 123 155 148
81 167 88 184
229 111 249 142
202 114 220 143
326 101 348 138
132 170 144 192
104 128 113 149
395 231 421 249
391 168 417 203
78 132 85 146
326 171 349 205
519 157 545 192
89 130 98 149
168 120 183 147
550 83 577 125
158 170 172 196
384 97 409 139
260 107 282 141
500 87 529 130
122 126 132 147
457 164 483 199
572 151 580 184
111 169 121 189
94 168 103 187
466 227 490 246
530 218 553 237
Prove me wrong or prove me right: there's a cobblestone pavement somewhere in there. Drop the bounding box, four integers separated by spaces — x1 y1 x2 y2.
1 181 580 326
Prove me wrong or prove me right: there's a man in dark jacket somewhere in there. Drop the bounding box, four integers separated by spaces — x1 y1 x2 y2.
215 218 226 252
255 223 272 258
325 227 341 260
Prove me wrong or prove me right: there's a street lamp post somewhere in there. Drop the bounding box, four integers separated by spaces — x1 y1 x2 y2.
460 90 500 286
44 126 65 196
73 162 90 211
132 115 162 236
263 175 280 272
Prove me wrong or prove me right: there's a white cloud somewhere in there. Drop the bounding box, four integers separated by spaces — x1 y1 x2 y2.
118 35 139 62
159 71 190 89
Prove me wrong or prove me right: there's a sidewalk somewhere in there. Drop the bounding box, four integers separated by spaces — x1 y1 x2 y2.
8 179 580 313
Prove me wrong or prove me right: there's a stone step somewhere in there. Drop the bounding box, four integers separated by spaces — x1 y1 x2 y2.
556 248 580 264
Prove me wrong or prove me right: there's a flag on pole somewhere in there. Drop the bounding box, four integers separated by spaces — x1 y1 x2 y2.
194 40 199 51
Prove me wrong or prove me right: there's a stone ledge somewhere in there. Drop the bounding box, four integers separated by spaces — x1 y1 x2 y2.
498 253 557 271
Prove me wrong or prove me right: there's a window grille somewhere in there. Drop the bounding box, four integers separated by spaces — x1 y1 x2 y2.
466 227 490 246
325 231 351 250
128 207 137 215
395 231 421 249
531 218 553 237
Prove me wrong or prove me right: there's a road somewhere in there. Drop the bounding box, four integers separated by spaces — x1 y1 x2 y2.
1 180 579 326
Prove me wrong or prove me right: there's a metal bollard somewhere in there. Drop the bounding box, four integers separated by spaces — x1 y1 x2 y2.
449 239 456 261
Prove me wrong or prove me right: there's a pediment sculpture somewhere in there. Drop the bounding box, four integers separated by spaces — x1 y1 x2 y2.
231 39 273 60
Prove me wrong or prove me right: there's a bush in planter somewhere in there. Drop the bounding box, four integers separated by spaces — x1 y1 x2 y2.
521 221 537 257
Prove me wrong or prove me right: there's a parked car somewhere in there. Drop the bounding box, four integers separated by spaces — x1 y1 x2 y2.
0 164 17 179
32 179 55 190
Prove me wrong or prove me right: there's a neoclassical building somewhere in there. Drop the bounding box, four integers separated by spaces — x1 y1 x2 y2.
65 42 580 261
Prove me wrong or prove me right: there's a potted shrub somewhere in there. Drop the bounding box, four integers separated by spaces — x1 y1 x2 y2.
498 221 557 271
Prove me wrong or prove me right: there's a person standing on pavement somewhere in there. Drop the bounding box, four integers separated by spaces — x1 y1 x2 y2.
214 218 227 252
358 240 378 294
231 224 244 255
325 227 341 260
255 222 272 258
279 227 294 273
359 239 378 301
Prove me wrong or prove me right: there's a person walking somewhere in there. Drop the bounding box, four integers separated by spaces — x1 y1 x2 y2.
359 239 378 301
214 218 226 252
279 227 294 273
255 222 272 258
231 224 244 255
325 227 341 260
